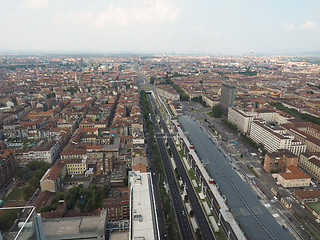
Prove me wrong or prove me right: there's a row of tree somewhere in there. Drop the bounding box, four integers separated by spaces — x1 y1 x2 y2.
16 160 50 201
270 102 320 125
140 90 181 239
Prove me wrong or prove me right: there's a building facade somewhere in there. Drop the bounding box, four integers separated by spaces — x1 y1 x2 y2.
275 166 311 188
0 150 15 188
228 107 256 133
250 120 306 156
264 149 298 173
220 83 236 114
299 152 320 181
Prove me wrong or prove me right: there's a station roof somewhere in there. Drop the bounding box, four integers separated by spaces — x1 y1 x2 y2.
179 115 293 240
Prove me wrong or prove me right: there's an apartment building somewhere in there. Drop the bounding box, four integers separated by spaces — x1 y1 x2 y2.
299 152 320 180
0 150 15 188
264 149 298 173
250 120 306 155
282 124 320 153
305 122 320 139
62 157 87 175
103 194 129 222
40 159 67 192
250 120 292 152
14 141 60 167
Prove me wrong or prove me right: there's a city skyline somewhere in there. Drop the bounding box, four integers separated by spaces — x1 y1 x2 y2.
1 0 320 55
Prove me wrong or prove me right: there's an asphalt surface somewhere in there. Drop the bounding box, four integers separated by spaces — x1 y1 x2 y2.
136 63 167 239
147 93 195 240
149 94 217 240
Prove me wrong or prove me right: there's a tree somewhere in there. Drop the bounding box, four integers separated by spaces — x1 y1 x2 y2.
46 92 56 99
150 76 155 84
28 175 39 189
123 175 128 186
211 104 222 118
184 194 189 202
27 160 50 172
16 168 25 179
0 210 19 231
23 185 34 201
199 80 203 84
103 184 110 198
195 228 203 240
189 210 194 217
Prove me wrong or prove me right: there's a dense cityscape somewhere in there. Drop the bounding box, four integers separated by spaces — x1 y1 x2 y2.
0 55 319 240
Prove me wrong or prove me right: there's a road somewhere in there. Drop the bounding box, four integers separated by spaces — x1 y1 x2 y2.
149 94 217 240
136 62 168 239
147 93 195 240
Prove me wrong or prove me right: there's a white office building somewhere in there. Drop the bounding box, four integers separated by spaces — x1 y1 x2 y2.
250 120 306 156
228 107 256 133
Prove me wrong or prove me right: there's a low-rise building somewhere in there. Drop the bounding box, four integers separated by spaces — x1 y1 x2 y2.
40 159 66 192
132 156 148 173
43 211 106 240
294 190 320 204
274 166 311 188
299 152 320 181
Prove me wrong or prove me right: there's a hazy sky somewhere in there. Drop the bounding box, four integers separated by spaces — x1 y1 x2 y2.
1 0 320 54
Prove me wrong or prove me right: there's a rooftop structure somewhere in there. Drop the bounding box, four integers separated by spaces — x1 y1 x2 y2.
129 171 159 240
274 166 311 188
42 211 106 240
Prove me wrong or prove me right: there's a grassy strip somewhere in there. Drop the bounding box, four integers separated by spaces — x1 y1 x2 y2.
292 213 319 240
4 188 23 201
247 165 259 178
140 90 181 240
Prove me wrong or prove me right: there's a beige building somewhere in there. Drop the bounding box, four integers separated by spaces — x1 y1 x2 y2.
294 190 320 204
282 124 320 153
273 166 311 188
40 159 66 192
62 157 87 175
157 84 180 101
305 122 320 139
299 152 320 180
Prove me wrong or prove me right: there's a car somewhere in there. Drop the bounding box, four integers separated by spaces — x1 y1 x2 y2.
300 225 305 230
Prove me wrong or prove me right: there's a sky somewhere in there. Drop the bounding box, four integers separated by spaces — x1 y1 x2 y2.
1 0 320 55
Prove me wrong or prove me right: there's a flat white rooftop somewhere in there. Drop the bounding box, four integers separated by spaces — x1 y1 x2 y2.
129 171 158 240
